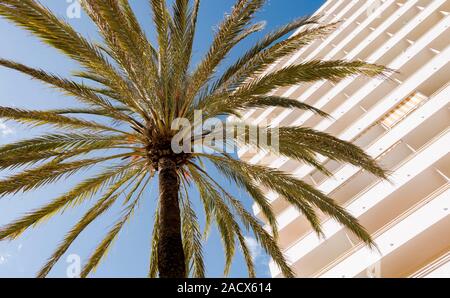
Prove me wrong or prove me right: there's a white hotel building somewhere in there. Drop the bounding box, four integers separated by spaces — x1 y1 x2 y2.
238 0 450 277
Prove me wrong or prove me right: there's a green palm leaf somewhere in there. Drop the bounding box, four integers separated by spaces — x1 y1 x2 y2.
80 175 150 277
0 163 141 241
37 169 142 277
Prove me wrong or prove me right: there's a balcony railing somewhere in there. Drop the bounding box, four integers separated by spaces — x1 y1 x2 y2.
338 126 449 211
312 183 449 277
321 82 448 198
277 126 449 261
261 85 442 218
410 251 450 278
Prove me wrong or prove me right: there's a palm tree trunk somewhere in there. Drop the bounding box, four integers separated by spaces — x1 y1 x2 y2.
157 157 186 278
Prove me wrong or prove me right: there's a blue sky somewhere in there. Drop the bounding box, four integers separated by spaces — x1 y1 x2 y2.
0 0 325 277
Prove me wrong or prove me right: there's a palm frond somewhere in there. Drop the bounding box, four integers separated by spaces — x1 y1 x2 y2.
203 154 321 236
0 106 124 133
0 59 133 124
188 165 236 276
0 147 109 171
195 24 339 113
149 0 171 74
187 163 255 277
0 163 141 241
0 133 128 160
239 60 391 96
212 14 324 92
47 106 131 117
235 230 256 278
0 0 136 106
203 154 375 248
81 0 158 106
206 95 331 119
148 202 160 278
188 164 294 277
36 169 141 277
229 126 333 176
189 160 279 239
240 96 330 118
0 155 130 198
277 126 388 179
80 174 149 277
118 0 159 61
224 122 385 178
170 0 190 77
183 0 266 115
179 177 205 278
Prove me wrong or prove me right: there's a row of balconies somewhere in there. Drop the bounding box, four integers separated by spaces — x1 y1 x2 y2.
239 0 449 162
273 85 449 249
319 184 449 278
250 53 449 221
270 127 449 276
243 0 409 121
246 35 449 178
256 82 448 274
235 0 450 277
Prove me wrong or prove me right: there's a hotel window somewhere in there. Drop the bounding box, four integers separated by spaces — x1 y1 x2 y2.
380 92 428 129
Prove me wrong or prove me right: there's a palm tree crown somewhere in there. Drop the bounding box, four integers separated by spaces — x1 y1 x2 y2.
0 0 390 278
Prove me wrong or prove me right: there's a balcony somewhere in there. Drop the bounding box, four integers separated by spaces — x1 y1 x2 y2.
318 185 450 278
410 252 450 278
270 128 450 276
283 181 450 277
275 113 449 245
241 9 449 163
254 82 449 220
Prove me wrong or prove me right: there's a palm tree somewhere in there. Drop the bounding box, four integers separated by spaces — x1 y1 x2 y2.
0 0 390 278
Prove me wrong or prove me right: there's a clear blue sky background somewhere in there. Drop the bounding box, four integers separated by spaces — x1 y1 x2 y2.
0 0 324 277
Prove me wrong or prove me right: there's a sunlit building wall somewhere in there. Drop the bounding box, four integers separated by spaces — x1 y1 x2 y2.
238 0 450 278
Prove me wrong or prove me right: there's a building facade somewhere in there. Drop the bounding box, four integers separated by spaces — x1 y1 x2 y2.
238 0 450 277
